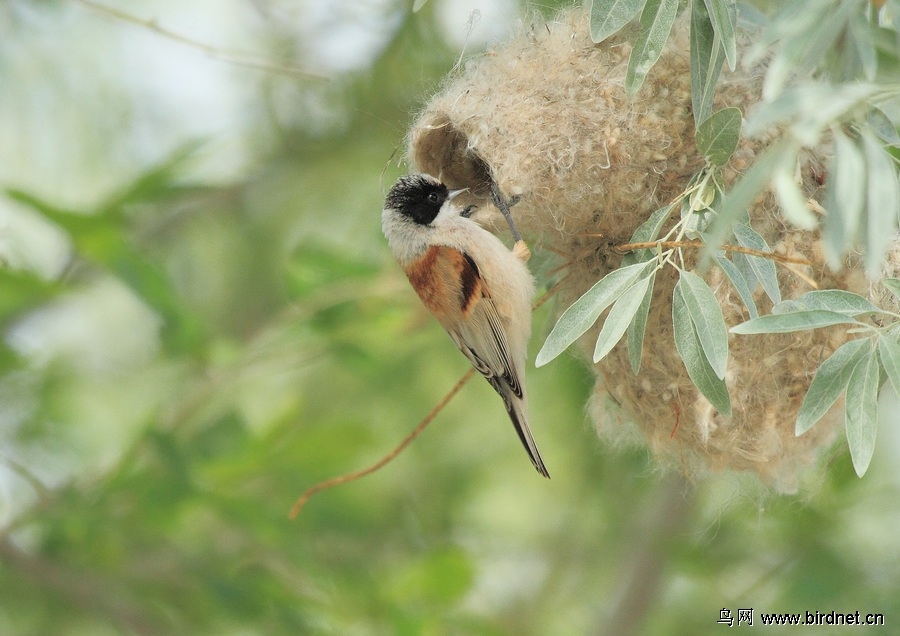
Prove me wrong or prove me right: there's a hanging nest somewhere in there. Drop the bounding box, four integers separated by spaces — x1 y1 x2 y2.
406 7 896 492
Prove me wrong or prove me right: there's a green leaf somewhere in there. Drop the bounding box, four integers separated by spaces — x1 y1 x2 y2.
878 336 900 398
845 347 879 477
696 107 742 167
96 141 203 216
882 278 900 301
6 188 105 236
703 0 737 71
690 0 725 126
772 290 883 317
731 310 859 335
625 0 679 98
627 271 657 373
0 268 63 320
772 160 817 230
731 222 781 305
536 260 656 366
796 338 870 435
673 286 731 415
591 0 648 43
412 0 429 11
594 275 654 362
823 129 865 268
676 270 729 379
622 205 673 266
713 253 758 319
862 129 900 278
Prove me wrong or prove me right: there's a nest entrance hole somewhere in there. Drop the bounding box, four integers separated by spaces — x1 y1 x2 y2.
411 114 493 204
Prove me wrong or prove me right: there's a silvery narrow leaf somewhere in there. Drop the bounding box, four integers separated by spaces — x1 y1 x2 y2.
745 0 820 67
683 209 713 240
878 336 900 398
823 129 865 268
730 310 859 335
676 271 729 379
847 14 877 81
690 0 723 126
845 348 880 477
867 106 900 146
412 0 429 11
536 260 656 366
762 1 863 100
594 275 654 363
591 0 648 43
882 278 900 301
673 286 732 415
771 290 883 317
735 1 766 29
627 271 657 373
746 83 880 145
862 129 900 278
732 222 782 305
796 338 869 435
622 205 673 266
731 252 758 298
714 253 759 318
625 0 679 97
772 163 816 230
705 141 793 254
703 0 737 70
696 107 742 167
886 0 900 30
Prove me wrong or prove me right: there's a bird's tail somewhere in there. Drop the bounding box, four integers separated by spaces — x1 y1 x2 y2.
501 388 550 479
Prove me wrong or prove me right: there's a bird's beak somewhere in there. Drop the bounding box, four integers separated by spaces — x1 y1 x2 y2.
447 188 468 201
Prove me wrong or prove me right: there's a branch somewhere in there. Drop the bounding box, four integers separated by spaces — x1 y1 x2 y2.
0 538 161 635
595 474 694 636
613 240 811 266
289 368 476 518
70 0 327 81
289 269 568 517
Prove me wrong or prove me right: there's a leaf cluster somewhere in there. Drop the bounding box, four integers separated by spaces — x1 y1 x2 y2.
538 0 900 476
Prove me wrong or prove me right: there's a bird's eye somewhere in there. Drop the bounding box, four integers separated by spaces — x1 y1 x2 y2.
427 192 440 204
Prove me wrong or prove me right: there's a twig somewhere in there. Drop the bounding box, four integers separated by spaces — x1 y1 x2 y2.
70 0 327 81
533 275 569 311
595 474 694 636
490 182 523 243
288 368 476 518
613 239 811 266
289 263 567 518
780 261 819 289
0 538 161 635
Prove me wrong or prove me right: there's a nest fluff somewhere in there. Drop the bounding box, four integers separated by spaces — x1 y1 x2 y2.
406 7 893 492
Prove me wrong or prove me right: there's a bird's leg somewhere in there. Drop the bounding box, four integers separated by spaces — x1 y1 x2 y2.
490 182 529 263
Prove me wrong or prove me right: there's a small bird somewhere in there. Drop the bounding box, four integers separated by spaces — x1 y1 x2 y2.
382 173 549 478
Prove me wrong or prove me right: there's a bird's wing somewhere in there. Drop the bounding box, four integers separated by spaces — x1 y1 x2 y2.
405 245 522 396
406 244 549 477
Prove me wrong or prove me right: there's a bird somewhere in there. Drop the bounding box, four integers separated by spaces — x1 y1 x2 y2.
382 173 549 478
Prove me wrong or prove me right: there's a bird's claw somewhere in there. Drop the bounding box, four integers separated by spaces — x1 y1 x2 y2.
490 182 524 244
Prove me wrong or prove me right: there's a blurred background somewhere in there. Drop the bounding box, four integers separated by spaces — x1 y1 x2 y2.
1 0 899 634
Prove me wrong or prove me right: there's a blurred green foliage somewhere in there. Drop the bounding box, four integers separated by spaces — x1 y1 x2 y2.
0 1 899 635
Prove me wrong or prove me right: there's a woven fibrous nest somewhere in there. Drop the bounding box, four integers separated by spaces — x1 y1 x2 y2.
406 7 896 492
